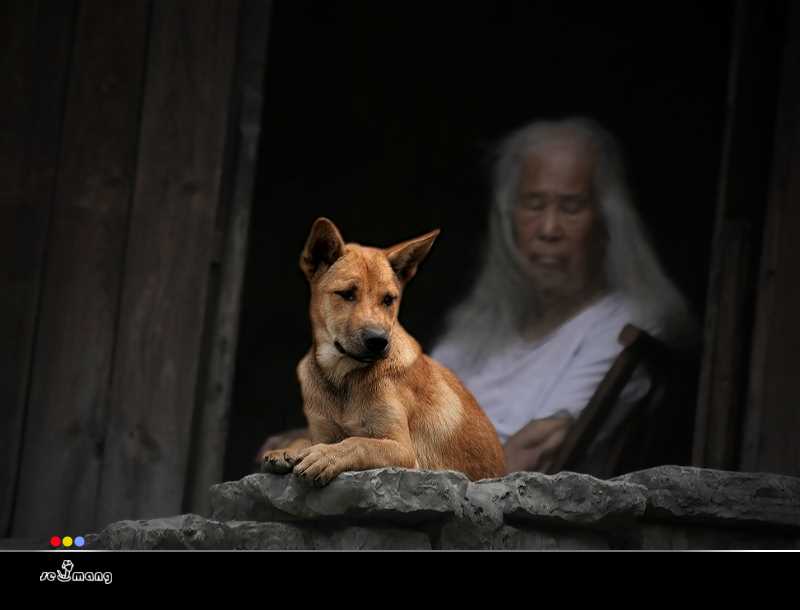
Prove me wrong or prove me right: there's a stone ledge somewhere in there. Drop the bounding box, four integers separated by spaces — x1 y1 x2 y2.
88 514 430 550
615 466 800 530
210 468 469 525
88 466 800 550
466 471 647 529
633 523 800 550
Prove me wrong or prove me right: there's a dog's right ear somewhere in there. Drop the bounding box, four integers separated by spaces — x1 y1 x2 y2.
300 218 346 280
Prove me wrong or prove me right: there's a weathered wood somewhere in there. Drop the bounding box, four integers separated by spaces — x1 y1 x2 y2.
97 0 240 526
742 0 800 476
694 222 753 468
548 325 645 477
693 0 786 470
11 0 151 538
186 0 272 516
0 0 76 537
547 325 690 479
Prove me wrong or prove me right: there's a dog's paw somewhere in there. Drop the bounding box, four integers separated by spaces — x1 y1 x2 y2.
292 444 343 487
261 449 298 475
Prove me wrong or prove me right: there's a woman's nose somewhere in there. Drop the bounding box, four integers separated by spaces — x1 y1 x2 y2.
538 206 564 240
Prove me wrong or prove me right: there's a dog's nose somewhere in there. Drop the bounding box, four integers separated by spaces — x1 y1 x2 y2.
362 328 389 356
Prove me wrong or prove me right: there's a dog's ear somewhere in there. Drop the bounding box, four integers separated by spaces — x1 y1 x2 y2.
385 229 440 285
300 218 346 280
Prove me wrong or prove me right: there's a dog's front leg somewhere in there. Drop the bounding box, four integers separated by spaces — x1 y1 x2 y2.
262 436 313 474
262 415 342 475
292 437 417 486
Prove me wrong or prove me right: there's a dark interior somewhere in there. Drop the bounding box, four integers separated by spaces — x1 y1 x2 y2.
224 1 733 481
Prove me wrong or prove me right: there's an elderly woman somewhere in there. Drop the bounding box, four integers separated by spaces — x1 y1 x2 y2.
431 116 694 472
257 117 694 474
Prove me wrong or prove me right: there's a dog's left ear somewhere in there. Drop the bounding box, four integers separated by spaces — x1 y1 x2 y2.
385 229 440 285
300 217 346 280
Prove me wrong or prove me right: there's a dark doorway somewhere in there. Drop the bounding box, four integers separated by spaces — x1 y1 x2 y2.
224 1 733 480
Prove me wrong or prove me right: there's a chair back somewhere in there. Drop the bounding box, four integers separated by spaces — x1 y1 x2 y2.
545 324 697 478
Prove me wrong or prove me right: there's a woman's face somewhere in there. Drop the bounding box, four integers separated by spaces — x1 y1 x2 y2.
512 141 604 299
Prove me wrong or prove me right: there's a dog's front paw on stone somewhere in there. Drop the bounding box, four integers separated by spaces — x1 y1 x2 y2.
292 445 342 487
261 449 297 474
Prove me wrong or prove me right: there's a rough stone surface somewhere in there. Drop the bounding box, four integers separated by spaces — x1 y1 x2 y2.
634 523 800 550
89 514 430 550
311 526 430 550
468 471 647 529
88 514 230 550
437 521 610 550
84 467 800 550
210 468 469 525
225 521 430 550
224 521 308 549
615 466 800 530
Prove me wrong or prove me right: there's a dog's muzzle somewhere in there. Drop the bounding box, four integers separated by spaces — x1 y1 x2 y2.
335 328 389 363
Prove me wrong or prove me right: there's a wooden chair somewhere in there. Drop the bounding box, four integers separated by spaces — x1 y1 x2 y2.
544 324 697 479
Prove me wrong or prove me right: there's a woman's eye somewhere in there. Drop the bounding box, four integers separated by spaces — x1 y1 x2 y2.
383 294 396 307
561 197 589 214
518 195 546 213
335 289 356 302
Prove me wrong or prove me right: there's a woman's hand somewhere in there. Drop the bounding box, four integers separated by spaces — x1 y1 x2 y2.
503 415 573 473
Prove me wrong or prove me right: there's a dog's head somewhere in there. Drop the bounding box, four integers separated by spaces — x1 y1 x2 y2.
300 218 439 367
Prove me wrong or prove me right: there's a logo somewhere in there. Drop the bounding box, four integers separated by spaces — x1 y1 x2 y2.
50 535 85 548
40 560 112 584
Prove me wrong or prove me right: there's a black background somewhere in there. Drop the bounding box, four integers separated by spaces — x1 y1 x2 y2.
0 547 751 590
224 1 734 480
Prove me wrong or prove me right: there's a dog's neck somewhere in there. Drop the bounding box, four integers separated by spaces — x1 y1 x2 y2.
313 326 421 390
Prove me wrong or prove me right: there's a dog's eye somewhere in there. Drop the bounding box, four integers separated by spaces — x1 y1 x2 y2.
335 289 356 302
382 294 397 307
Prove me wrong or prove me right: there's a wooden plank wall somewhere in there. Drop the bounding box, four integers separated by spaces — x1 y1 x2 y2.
3 0 251 538
692 0 786 470
97 0 240 527
0 0 77 537
742 1 800 476
12 0 150 539
185 0 273 517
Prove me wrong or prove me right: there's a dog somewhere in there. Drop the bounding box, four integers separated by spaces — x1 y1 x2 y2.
261 218 506 485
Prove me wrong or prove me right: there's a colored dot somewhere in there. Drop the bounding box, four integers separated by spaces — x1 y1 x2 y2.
50 536 61 548
75 536 85 548
63 536 73 547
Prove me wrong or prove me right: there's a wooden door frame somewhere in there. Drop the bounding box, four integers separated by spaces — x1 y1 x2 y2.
693 0 790 471
184 0 273 517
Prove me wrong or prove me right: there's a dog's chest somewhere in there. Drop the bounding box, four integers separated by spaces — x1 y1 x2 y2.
336 412 373 438
310 393 386 440
302 359 394 440
325 395 382 436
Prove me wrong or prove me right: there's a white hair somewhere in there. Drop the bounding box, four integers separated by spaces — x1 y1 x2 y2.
434 116 696 374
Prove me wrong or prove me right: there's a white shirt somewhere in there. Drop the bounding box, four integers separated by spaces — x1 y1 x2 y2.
431 292 654 444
